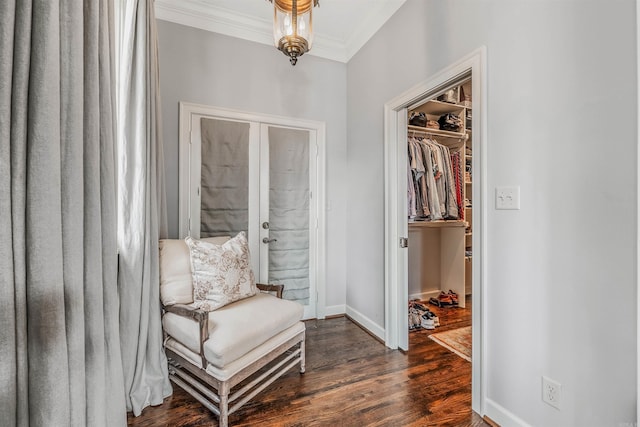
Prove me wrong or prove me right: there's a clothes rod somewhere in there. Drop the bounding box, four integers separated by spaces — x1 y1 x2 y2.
409 129 468 141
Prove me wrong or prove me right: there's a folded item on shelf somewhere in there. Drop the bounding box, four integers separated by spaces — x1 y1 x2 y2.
409 111 427 127
426 120 440 129
438 113 462 132
437 88 458 104
460 85 471 102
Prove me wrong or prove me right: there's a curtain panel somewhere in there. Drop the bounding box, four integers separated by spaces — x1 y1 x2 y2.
115 0 172 416
0 0 126 426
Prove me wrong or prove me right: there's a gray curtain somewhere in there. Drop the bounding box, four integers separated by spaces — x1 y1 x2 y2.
0 0 126 426
116 0 172 416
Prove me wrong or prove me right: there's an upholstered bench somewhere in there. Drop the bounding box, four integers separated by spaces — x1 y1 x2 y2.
159 236 306 427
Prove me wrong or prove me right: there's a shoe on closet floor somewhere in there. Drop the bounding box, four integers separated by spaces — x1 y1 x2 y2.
429 311 440 327
409 300 428 312
421 314 435 330
437 291 456 306
421 310 440 328
437 292 453 306
409 308 422 330
447 290 459 305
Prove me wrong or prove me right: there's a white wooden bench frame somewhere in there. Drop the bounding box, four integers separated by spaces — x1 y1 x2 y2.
163 284 306 427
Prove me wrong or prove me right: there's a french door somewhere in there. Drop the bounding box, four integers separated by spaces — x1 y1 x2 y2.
259 124 317 315
180 105 323 319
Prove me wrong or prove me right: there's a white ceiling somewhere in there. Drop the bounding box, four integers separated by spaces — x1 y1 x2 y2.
154 0 406 63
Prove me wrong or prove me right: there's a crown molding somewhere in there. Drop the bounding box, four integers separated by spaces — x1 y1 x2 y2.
154 0 273 49
154 0 406 63
154 0 348 62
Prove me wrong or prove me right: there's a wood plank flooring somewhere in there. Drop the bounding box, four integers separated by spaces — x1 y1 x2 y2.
128 296 486 426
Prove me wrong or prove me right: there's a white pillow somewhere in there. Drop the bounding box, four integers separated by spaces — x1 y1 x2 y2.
159 236 230 306
185 232 257 311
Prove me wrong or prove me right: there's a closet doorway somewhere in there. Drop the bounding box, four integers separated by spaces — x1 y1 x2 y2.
383 47 487 414
178 103 327 320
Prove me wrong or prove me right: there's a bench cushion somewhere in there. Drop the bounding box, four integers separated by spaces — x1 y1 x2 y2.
162 292 303 368
164 321 305 382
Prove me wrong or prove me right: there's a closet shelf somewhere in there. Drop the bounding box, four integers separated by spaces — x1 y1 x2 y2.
408 220 466 229
408 125 467 140
411 99 466 116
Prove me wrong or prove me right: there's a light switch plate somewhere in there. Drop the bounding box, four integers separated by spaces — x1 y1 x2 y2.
495 186 520 210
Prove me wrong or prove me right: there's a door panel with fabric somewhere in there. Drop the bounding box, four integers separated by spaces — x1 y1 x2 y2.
199 117 250 237
192 115 260 273
261 126 314 312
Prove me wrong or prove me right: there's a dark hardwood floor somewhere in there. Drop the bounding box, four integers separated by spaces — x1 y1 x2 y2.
128 296 486 426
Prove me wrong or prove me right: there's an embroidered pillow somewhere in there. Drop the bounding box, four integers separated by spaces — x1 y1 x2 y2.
185 232 257 311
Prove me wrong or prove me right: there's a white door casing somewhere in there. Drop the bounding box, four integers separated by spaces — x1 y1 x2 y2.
383 46 487 415
179 103 327 320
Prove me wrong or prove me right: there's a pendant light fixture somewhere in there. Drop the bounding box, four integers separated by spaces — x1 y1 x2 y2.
267 0 320 66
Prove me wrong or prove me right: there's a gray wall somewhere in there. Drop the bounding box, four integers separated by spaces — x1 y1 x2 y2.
156 21 348 309
346 0 636 426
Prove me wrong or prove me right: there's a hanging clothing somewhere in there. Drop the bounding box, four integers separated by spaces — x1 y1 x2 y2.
439 143 459 219
407 136 460 221
408 158 417 219
451 151 464 220
417 138 441 219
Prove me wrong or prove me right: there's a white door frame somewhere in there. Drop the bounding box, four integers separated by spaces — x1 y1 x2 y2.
383 46 487 415
178 102 327 320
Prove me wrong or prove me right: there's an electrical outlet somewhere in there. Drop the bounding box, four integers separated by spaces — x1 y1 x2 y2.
542 376 561 409
495 186 520 210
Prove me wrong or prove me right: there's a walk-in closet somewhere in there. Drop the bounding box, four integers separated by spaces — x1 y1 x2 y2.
407 78 473 336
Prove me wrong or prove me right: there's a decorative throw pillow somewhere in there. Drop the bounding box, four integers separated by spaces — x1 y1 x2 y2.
185 232 257 311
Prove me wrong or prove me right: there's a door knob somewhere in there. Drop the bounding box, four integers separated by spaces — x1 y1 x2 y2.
262 237 277 244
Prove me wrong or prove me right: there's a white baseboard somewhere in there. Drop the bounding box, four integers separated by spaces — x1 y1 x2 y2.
324 304 346 318
345 305 385 341
408 290 441 301
485 398 532 427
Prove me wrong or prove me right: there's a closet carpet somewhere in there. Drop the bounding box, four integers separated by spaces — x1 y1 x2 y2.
128 296 486 426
